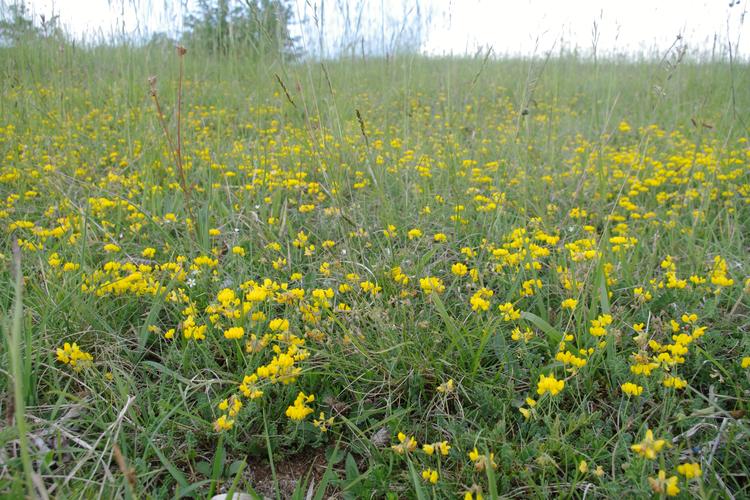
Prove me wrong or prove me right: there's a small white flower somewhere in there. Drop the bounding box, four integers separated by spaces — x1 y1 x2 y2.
186 278 196 288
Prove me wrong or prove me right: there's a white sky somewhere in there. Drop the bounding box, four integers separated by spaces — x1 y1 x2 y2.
19 0 750 58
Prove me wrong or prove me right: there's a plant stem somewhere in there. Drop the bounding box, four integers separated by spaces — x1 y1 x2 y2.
7 241 35 497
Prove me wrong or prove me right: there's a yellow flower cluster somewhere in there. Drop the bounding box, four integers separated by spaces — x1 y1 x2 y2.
498 302 521 321
631 429 666 460
285 391 315 421
420 276 445 295
536 373 565 396
391 432 418 454
56 342 93 372
214 396 243 431
470 288 493 311
468 447 497 472
621 382 644 396
589 314 613 337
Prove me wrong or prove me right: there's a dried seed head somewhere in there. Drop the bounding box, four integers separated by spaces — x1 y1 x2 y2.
176 45 187 57
148 76 157 96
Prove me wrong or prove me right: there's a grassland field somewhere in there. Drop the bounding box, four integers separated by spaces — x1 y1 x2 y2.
1 38 750 498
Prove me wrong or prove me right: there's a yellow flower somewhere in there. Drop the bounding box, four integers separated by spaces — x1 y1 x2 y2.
470 288 493 311
436 440 451 455
681 313 698 324
498 302 521 321
634 287 652 302
239 374 263 399
224 326 244 340
677 462 702 479
313 412 334 432
390 266 410 285
648 470 679 496
561 298 578 310
589 314 613 337
48 253 62 267
662 375 687 389
391 432 417 454
268 318 290 332
578 460 588 473
710 256 734 289
231 246 245 256
407 228 422 240
742 357 750 369
468 448 497 471
437 379 455 394
219 396 242 417
519 278 542 297
217 288 237 306
536 373 564 396
421 468 438 484
214 415 234 432
451 262 468 276
511 327 534 342
360 280 382 295
285 392 315 421
420 276 445 295
423 441 450 456
621 382 643 396
631 429 666 460
56 342 93 371
556 351 587 369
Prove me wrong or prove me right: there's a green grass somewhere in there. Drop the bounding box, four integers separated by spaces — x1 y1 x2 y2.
0 34 749 498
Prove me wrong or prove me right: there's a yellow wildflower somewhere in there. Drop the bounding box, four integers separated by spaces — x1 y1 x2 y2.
631 429 666 460
536 373 564 396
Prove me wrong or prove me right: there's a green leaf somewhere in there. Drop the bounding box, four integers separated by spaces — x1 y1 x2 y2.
407 460 428 500
195 460 211 476
485 453 499 499
228 459 245 476
431 292 466 355
521 311 563 345
208 434 226 496
345 453 359 482
150 440 189 490
175 480 213 499
597 260 611 315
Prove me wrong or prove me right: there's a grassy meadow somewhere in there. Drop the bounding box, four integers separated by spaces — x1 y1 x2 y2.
1 36 750 498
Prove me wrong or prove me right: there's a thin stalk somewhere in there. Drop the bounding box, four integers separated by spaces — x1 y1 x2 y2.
176 46 187 199
7 241 34 497
148 45 197 238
